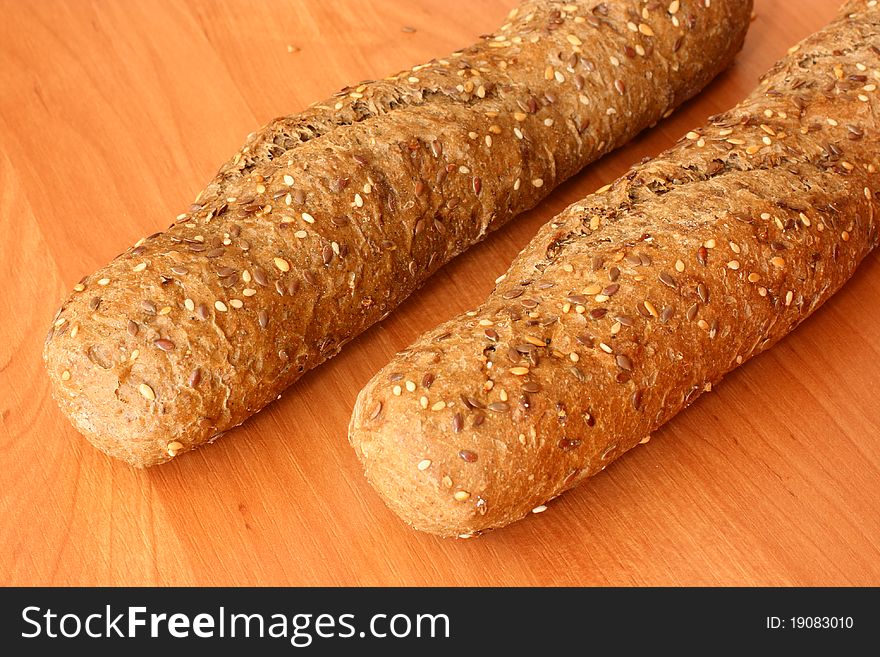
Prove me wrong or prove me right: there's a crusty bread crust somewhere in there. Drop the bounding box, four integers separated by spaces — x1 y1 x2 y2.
349 1 879 537
44 0 751 466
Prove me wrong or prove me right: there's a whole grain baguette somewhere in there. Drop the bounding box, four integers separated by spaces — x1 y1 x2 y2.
43 0 752 467
349 0 880 537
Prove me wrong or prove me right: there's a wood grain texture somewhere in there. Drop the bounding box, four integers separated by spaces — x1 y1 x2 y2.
1 0 877 586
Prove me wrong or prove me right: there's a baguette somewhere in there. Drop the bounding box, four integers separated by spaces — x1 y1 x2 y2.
43 0 752 466
349 0 880 537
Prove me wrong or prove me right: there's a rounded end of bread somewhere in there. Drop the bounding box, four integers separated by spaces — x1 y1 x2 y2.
348 321 573 538
349 383 487 538
42 289 227 468
44 331 181 467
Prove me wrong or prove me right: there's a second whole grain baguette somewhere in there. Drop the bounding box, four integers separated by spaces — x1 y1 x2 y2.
349 0 880 537
43 0 752 466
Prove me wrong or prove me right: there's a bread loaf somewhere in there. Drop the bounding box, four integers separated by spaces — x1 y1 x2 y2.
43 0 752 466
349 0 880 537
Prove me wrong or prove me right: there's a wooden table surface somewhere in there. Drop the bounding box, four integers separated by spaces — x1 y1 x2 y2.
2 0 878 587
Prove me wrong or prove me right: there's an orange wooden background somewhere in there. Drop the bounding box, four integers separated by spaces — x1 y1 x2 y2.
2 0 878 586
